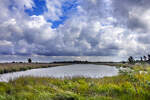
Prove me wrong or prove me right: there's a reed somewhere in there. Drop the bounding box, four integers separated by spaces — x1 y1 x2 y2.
0 64 150 100
0 63 72 74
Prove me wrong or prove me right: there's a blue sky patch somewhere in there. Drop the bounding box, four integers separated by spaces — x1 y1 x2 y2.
62 0 78 14
25 0 78 28
49 0 78 28
48 16 68 28
25 0 47 16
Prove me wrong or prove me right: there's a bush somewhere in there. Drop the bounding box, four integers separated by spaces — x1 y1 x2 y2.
52 93 79 100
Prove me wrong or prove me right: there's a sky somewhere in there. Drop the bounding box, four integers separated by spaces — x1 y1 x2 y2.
0 0 150 62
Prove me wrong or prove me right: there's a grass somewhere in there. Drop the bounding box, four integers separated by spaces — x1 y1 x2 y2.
0 63 150 100
0 63 72 74
0 62 130 74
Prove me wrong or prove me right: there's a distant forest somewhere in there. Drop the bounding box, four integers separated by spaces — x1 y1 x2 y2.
128 54 150 64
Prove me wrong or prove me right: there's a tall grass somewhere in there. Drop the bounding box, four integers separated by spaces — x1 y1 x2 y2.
0 63 71 74
0 63 150 100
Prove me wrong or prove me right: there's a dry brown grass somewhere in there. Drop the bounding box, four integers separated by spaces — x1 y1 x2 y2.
0 63 71 74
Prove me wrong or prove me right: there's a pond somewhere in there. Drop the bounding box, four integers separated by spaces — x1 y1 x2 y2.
0 64 119 82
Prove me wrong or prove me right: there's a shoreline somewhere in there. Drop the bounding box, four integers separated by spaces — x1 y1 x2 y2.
0 64 119 82
0 63 150 99
0 62 132 75
0 63 73 74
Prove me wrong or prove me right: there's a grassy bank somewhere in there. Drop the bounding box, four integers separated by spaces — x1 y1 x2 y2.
0 63 72 74
0 62 130 75
0 64 150 100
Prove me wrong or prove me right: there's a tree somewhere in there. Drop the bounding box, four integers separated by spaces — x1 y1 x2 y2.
28 58 32 63
148 54 150 61
128 56 134 64
140 57 143 62
143 56 147 61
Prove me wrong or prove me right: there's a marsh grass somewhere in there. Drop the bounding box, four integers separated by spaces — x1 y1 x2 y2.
0 64 150 100
0 63 71 74
0 75 150 99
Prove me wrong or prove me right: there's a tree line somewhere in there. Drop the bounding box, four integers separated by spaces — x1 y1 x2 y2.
128 54 150 64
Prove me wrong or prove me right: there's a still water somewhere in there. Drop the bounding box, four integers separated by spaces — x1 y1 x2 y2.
0 64 119 82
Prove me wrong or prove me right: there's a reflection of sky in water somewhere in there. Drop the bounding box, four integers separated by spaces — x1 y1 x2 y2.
0 64 119 82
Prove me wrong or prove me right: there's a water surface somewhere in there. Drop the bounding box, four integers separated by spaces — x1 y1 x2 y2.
0 64 119 82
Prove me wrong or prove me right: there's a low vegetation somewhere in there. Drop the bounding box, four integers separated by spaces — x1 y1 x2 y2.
0 63 150 100
0 61 126 74
0 63 71 74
